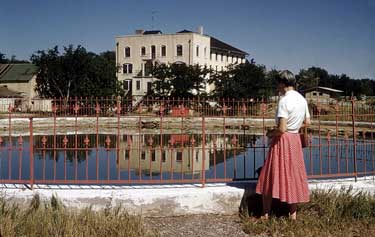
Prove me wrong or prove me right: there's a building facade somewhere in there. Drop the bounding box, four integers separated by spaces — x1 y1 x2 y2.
115 27 248 99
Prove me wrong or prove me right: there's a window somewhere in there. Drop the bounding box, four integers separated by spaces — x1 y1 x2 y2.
176 44 183 56
204 47 207 58
221 54 223 62
319 92 323 96
122 63 133 74
196 46 199 57
162 151 166 162
161 45 166 57
227 55 229 62
141 151 146 160
141 46 146 56
151 45 156 59
210 53 212 60
123 80 130 90
313 92 317 96
215 53 218 61
147 82 152 92
124 47 130 57
136 80 141 90
176 151 182 162
151 151 156 161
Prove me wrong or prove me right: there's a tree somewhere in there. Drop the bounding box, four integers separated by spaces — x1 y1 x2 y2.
297 67 329 91
31 45 120 99
151 63 211 98
209 62 271 99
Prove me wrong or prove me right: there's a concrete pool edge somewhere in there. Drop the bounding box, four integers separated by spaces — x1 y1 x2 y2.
1 176 374 217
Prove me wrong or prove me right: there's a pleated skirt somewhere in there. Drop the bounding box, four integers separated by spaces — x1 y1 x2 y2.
256 132 310 204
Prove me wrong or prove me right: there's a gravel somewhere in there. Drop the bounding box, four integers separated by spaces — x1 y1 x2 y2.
144 214 249 237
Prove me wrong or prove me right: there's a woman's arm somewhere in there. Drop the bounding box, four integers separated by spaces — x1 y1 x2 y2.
266 117 287 138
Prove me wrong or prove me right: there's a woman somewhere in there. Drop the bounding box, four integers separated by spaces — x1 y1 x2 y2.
256 70 311 220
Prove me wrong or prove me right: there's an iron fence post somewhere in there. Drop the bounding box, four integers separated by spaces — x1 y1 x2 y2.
29 117 34 189
351 98 357 181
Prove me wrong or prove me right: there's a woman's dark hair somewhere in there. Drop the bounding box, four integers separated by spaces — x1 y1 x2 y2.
277 70 296 87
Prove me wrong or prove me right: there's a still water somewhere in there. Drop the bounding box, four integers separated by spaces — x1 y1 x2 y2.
0 133 373 183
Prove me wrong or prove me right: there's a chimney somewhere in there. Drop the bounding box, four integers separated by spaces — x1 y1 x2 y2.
135 29 145 35
197 26 203 35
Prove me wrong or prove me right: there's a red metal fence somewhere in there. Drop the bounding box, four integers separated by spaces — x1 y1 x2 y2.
0 96 374 188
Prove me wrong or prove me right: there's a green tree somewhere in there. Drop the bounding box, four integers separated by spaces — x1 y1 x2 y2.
209 62 271 99
297 67 329 91
31 45 120 99
151 63 211 98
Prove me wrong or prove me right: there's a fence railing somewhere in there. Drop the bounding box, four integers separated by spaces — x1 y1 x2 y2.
0 96 373 188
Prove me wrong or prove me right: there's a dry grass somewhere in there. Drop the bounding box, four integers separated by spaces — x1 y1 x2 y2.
243 187 375 237
0 194 155 237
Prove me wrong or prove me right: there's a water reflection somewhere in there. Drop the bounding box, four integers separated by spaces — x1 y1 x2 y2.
0 133 373 183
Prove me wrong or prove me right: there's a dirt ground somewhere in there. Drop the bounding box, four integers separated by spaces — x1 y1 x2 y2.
144 214 250 237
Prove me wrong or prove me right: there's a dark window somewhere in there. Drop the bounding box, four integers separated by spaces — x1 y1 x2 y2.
162 151 166 162
123 80 130 90
176 45 183 56
136 80 141 90
221 54 223 61
151 151 156 161
125 150 129 160
125 47 130 57
313 92 317 96
161 45 166 57
141 151 146 160
215 54 218 61
319 92 323 96
210 53 212 60
141 47 146 56
147 82 152 92
196 46 199 57
151 45 156 59
122 63 133 74
176 151 182 162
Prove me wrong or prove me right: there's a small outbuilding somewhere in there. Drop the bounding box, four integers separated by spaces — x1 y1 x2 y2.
303 86 343 101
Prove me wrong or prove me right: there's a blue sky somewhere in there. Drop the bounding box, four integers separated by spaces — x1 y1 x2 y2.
1 0 374 79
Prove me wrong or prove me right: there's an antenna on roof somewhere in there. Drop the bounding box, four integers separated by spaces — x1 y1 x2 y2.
151 10 158 29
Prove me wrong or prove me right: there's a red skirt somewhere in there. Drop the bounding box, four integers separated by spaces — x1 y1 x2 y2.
256 132 310 204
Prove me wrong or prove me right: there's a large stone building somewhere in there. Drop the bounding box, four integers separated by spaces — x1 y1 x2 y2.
115 27 248 99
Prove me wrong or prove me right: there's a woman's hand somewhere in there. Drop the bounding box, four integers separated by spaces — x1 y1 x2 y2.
266 128 276 139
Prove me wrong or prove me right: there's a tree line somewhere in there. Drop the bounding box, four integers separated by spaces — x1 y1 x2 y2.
1 45 374 99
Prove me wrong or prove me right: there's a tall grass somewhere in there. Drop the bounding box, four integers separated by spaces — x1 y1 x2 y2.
0 194 155 236
243 187 375 237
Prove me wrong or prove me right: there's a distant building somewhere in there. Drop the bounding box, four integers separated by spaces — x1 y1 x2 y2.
0 64 52 112
0 64 38 99
115 27 248 99
303 86 343 102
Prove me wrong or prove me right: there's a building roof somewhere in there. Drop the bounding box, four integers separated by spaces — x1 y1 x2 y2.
177 30 248 56
304 86 344 93
210 36 248 56
143 30 162 35
0 64 38 83
0 86 23 97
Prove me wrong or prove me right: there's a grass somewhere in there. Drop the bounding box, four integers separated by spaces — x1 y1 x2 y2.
243 187 375 237
0 194 156 237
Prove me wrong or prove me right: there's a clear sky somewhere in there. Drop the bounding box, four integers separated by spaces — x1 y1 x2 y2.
1 0 374 79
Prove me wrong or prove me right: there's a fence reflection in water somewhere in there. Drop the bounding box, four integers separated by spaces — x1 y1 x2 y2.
0 96 374 187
